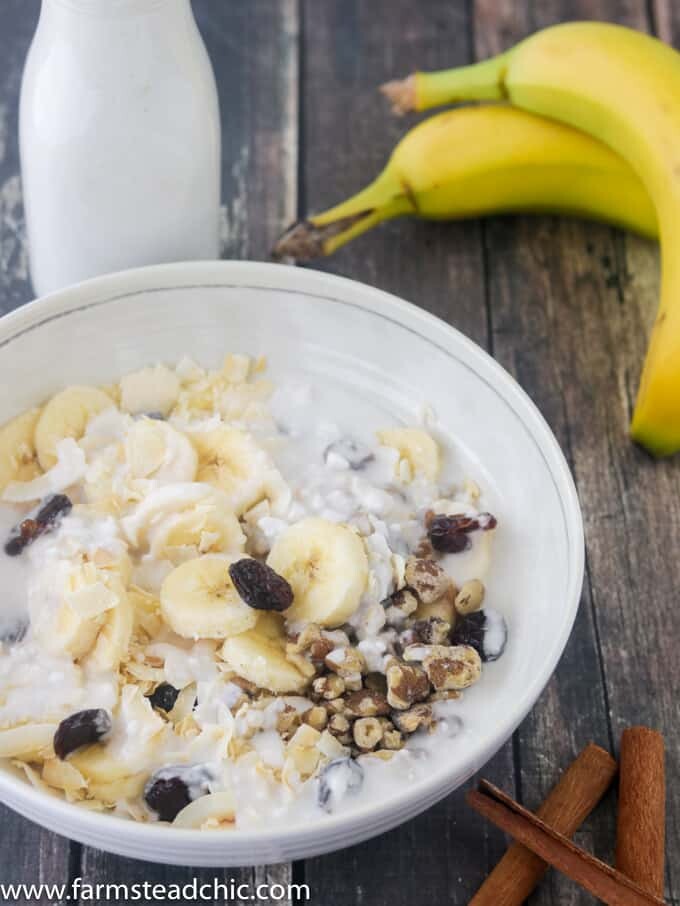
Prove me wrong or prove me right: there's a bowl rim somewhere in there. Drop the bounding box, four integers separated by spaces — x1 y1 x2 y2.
0 260 584 853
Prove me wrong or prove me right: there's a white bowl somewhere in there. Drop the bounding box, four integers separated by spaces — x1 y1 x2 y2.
0 261 583 865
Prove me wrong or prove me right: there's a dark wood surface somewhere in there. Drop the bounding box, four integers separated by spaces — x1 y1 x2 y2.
0 1 677 904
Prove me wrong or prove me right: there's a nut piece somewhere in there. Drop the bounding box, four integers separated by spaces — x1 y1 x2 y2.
276 705 302 740
405 557 451 603
391 703 434 734
302 705 328 732
386 662 431 710
327 713 352 745
325 646 366 677
455 579 485 615
312 674 346 700
309 637 335 663
423 645 482 691
383 588 418 627
382 726 405 750
353 717 383 751
324 697 346 715
412 617 451 646
344 689 391 718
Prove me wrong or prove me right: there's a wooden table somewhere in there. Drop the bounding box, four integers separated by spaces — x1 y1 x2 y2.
1 2 678 904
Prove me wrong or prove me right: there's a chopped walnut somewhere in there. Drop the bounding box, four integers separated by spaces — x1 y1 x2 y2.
364 672 388 695
429 689 462 702
405 557 451 604
411 617 452 645
312 674 346 700
327 713 352 745
413 594 457 624
343 689 391 718
276 705 302 741
423 645 482 691
324 646 366 678
309 637 335 663
386 662 431 710
285 647 317 679
391 703 434 734
382 727 405 750
353 717 383 751
324 697 346 715
302 705 328 732
402 642 451 663
383 588 418 627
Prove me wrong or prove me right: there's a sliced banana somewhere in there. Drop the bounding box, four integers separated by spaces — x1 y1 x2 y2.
122 482 226 549
160 554 258 640
68 744 146 803
119 364 180 417
377 427 440 481
192 426 289 516
0 408 42 492
220 618 308 694
266 517 368 627
149 494 245 563
0 723 57 760
35 386 114 469
124 418 197 483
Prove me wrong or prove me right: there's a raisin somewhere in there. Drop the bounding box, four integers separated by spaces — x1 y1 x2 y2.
146 682 180 713
427 511 497 554
324 438 375 470
4 494 72 556
229 559 293 611
451 609 507 662
144 764 213 822
317 757 364 812
144 776 192 822
53 708 112 759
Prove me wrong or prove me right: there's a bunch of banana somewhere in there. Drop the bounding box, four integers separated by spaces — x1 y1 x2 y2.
273 104 656 260
377 22 680 456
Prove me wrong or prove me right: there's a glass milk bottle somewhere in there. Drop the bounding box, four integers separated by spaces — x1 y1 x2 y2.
20 0 221 297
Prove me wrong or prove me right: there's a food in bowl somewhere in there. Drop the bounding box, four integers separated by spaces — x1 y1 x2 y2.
0 353 506 829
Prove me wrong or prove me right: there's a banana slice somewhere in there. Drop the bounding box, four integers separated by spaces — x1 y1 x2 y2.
124 418 197 483
119 364 180 417
149 495 245 563
0 723 57 760
122 483 224 548
192 426 289 516
377 427 440 481
35 386 114 469
68 744 146 803
266 517 368 627
0 408 42 492
160 554 259 640
220 617 308 694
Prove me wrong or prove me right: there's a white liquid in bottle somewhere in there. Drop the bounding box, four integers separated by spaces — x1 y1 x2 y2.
20 0 221 297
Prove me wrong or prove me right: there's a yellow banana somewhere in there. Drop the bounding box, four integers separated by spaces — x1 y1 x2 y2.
383 22 680 456
274 104 656 260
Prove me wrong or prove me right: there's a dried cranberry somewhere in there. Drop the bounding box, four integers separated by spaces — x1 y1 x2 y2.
427 511 497 554
451 609 507 662
4 494 72 556
229 559 293 611
53 708 112 759
144 776 192 822
146 682 180 713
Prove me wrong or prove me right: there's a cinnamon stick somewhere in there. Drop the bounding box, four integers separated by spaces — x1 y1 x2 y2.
469 744 617 906
616 727 665 896
467 780 669 906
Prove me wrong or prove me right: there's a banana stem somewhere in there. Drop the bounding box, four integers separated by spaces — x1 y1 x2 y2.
415 53 510 110
273 168 413 260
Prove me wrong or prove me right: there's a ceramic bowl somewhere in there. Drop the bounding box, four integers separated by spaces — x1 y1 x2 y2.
0 261 583 865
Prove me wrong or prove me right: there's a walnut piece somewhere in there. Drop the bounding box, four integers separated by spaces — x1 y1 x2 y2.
391 703 434 734
386 662 431 710
312 674 346 700
455 579 485 616
423 645 482 691
405 557 451 604
353 717 383 751
343 689 391 718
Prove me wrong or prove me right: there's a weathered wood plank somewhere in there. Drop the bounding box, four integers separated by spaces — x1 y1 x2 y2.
0 0 36 312
300 3 515 903
194 0 299 261
473 3 679 905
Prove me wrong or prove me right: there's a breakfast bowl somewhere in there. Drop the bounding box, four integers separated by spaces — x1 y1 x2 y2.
0 260 583 865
